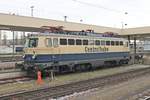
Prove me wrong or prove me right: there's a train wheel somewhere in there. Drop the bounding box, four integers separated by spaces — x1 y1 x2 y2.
73 64 81 72
73 63 92 72
104 61 112 67
86 63 93 71
111 61 117 67
125 59 129 64
119 60 122 65
59 65 70 73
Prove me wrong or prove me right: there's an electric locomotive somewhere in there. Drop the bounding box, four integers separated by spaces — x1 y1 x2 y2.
22 28 130 77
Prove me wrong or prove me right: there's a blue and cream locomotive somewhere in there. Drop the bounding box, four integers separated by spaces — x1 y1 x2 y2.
22 29 130 76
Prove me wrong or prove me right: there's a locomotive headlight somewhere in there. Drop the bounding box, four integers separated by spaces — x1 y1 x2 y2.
22 51 25 58
22 54 25 59
32 51 36 59
32 54 36 59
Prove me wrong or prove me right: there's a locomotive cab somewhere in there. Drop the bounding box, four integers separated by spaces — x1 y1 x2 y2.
24 37 39 59
23 35 60 77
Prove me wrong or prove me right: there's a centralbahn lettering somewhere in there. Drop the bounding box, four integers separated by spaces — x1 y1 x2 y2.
85 47 109 53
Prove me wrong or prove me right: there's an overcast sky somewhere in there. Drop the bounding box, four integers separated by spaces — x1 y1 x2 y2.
0 0 150 28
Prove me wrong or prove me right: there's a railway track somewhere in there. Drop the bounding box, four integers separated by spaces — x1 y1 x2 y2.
0 66 150 100
0 70 27 84
0 77 31 85
0 61 23 70
0 55 23 62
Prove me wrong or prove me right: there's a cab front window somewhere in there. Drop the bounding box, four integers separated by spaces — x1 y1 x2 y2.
28 38 38 48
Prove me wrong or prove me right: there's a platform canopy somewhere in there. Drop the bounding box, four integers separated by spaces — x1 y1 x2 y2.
0 13 150 36
0 13 120 33
122 27 150 35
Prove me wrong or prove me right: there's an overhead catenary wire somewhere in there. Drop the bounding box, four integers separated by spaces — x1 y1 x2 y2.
72 0 123 13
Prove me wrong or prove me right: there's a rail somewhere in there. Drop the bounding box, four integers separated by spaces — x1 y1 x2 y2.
0 66 150 100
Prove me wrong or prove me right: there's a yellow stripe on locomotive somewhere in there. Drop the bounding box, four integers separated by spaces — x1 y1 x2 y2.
24 34 129 55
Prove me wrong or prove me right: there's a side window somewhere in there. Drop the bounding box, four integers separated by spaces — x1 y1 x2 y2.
120 41 123 45
106 41 110 46
76 39 82 45
53 38 58 47
101 40 105 45
28 38 38 48
89 40 94 45
111 41 115 46
46 38 52 47
60 39 67 45
83 40 88 45
68 39 75 45
95 40 100 45
116 41 119 46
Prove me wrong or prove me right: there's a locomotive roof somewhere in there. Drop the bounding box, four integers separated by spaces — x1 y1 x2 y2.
28 32 127 41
